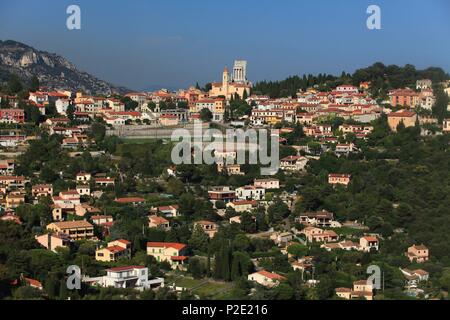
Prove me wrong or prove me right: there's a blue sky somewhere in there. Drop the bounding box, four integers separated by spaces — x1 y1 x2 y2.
0 0 449 90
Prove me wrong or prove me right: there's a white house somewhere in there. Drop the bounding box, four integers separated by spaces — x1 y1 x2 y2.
359 236 379 252
83 266 163 291
254 178 280 189
55 99 70 115
236 185 265 200
400 268 429 289
336 85 359 94
280 156 308 171
247 270 286 288
76 184 91 196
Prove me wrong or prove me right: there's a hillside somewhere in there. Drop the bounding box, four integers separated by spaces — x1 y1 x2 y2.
0 40 130 95
252 62 450 99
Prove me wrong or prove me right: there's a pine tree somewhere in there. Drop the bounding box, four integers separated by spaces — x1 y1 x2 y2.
189 225 209 252
30 75 40 92
242 89 248 100
7 74 23 94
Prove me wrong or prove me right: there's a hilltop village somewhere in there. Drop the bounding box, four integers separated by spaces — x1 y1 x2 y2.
0 61 449 300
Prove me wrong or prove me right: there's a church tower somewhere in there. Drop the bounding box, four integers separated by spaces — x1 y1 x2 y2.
222 66 229 95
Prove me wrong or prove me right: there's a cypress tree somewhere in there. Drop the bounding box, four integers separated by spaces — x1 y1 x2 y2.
222 244 231 281
59 279 68 300
231 254 241 281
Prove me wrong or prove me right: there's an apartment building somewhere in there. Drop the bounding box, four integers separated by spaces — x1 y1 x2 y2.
46 220 94 240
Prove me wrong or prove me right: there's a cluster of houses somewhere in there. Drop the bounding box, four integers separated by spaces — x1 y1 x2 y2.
388 79 435 110
0 69 444 298
2 76 449 135
249 84 381 128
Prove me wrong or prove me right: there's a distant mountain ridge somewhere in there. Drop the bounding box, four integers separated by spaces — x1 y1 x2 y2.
0 40 131 95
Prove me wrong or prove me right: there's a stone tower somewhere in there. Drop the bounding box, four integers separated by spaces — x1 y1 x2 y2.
233 60 247 83
222 66 229 94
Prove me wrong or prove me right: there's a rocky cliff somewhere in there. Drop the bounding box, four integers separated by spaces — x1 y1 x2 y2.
0 40 130 95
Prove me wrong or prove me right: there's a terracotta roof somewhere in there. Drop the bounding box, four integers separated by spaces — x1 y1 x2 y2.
156 205 179 211
0 175 25 181
411 244 428 250
60 190 79 195
335 287 352 293
48 220 93 229
231 200 257 206
114 239 131 245
256 270 286 281
388 111 416 117
91 215 112 220
281 155 303 161
147 242 186 250
115 197 145 203
170 255 188 261
413 269 429 276
32 184 52 189
106 266 145 272
105 245 127 253
362 236 378 242
149 215 169 224
24 277 43 288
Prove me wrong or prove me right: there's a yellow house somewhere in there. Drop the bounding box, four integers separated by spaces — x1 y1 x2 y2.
336 280 374 300
5 193 25 209
146 242 187 269
192 98 225 122
387 111 417 131
32 184 53 198
148 215 171 231
95 239 131 262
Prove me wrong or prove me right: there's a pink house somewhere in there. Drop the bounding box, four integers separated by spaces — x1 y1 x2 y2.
406 244 429 263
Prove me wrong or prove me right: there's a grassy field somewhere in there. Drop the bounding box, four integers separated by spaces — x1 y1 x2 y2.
165 275 233 299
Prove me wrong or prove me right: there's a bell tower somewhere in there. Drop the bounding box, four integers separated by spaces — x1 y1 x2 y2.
222 66 229 95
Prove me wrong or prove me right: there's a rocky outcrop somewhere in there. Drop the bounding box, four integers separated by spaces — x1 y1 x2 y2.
0 40 129 95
